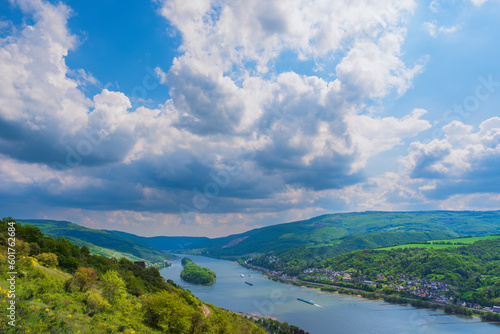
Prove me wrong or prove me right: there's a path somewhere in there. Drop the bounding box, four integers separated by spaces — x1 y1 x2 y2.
202 305 210 318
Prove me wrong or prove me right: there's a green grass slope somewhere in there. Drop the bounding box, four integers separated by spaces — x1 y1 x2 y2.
17 219 175 263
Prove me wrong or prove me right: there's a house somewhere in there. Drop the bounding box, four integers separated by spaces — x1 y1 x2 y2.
134 261 146 268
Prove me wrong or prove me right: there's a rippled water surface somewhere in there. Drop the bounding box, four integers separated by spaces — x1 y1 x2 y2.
160 255 500 334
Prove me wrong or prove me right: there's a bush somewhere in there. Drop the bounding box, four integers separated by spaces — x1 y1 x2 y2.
71 267 98 292
86 291 110 312
141 290 194 332
37 253 59 267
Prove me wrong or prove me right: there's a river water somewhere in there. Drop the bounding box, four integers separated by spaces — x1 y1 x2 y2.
159 254 500 334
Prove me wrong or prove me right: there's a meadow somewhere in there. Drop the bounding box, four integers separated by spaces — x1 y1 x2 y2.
377 235 500 250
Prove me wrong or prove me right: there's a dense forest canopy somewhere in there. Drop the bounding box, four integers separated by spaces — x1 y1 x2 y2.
180 258 216 285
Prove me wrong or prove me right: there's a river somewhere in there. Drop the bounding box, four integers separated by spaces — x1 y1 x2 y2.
159 254 500 334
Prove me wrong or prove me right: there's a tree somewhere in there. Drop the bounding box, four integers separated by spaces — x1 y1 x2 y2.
37 253 58 267
80 245 90 256
19 224 44 243
86 291 110 312
101 270 126 305
72 267 98 292
29 242 41 256
16 239 31 256
141 290 193 333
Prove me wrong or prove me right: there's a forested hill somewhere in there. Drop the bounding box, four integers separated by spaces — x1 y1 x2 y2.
186 211 500 259
108 230 208 251
0 218 268 333
316 238 500 307
17 219 175 263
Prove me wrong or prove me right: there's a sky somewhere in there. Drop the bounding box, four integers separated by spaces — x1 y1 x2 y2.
0 0 499 237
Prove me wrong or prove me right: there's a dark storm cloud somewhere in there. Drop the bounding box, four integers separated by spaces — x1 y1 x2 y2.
0 117 135 168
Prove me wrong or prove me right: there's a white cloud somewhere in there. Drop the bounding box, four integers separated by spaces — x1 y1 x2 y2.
423 21 460 37
470 0 489 6
406 118 500 176
439 25 461 34
423 21 437 37
401 117 500 199
347 109 432 172
0 0 88 134
429 1 439 12
335 171 428 211
160 0 418 94
0 0 437 230
438 193 500 211
159 0 426 183
335 30 424 98
69 69 101 87
153 67 167 84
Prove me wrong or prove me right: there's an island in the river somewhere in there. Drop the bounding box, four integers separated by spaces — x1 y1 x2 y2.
180 257 216 285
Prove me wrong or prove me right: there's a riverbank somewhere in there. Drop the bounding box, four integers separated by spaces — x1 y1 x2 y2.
161 254 500 333
241 261 500 323
237 312 278 322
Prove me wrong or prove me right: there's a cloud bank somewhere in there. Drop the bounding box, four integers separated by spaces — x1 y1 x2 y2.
0 0 498 235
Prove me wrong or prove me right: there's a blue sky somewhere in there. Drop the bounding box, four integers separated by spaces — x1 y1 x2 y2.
0 0 499 237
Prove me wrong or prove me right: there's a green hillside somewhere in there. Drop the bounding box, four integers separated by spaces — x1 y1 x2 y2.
17 219 175 264
187 211 500 260
0 218 268 334
108 230 208 251
316 238 500 307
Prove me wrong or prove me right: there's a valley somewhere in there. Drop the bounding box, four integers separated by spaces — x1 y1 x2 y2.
12 211 500 331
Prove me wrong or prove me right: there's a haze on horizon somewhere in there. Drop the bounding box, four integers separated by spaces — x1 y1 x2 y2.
1 0 499 237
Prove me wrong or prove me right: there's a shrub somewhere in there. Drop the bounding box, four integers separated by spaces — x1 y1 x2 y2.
141 290 194 332
101 270 126 305
37 253 59 267
71 267 98 292
86 291 110 312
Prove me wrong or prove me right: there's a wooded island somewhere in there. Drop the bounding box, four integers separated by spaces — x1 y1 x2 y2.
180 257 216 285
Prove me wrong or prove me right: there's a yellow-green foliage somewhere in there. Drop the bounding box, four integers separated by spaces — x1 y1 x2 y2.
37 252 59 267
0 218 266 334
101 270 127 305
86 291 110 312
71 267 98 292
141 290 194 332
0 253 265 333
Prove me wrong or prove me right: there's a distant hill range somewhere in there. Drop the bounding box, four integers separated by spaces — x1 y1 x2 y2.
18 211 500 264
107 230 208 251
183 211 500 260
17 219 177 264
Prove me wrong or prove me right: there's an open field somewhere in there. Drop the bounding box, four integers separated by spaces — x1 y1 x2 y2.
377 235 500 250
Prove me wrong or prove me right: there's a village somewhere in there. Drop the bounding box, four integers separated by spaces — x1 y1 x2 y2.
244 261 500 314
